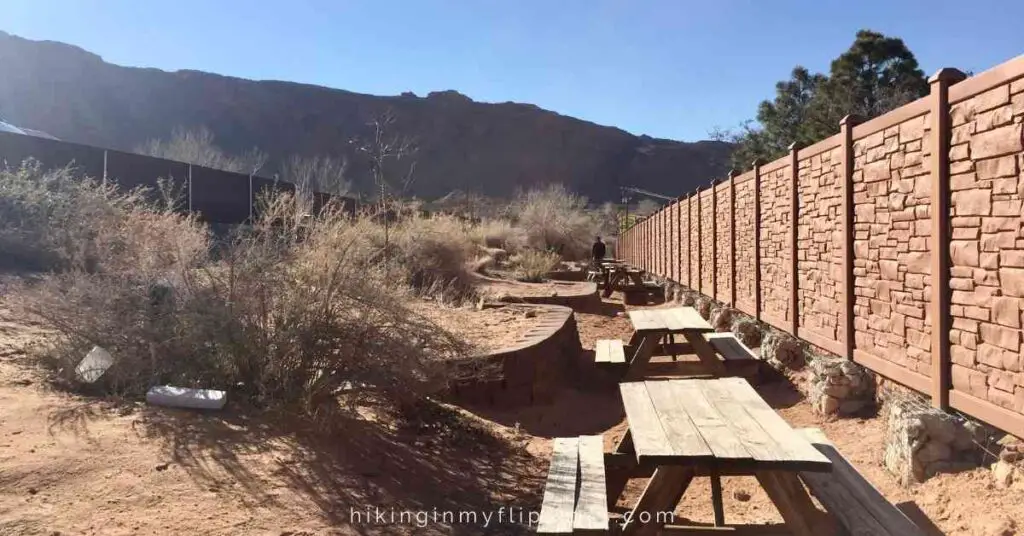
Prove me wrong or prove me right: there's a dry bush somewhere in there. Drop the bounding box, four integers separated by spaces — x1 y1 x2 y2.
0 161 201 273
17 189 469 420
472 219 526 254
373 212 479 303
512 250 561 283
136 126 267 175
511 184 598 260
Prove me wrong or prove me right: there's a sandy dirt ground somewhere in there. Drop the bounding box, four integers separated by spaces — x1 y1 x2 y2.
1 287 1023 535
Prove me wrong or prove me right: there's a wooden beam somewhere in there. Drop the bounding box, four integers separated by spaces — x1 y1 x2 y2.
840 115 860 361
752 159 762 322
928 67 966 410
788 143 801 337
697 190 702 293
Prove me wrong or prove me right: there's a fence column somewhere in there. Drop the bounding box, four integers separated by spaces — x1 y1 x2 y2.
697 191 702 292
728 169 737 307
929 68 967 410
840 115 860 361
711 180 718 301
788 143 801 337
677 195 685 285
752 159 762 322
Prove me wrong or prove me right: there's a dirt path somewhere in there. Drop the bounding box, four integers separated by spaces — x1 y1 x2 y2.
1 290 1023 535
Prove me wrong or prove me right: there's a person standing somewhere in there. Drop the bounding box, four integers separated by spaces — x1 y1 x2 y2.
592 236 606 261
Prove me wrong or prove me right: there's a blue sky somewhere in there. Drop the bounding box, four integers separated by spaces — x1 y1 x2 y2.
4 1 1023 141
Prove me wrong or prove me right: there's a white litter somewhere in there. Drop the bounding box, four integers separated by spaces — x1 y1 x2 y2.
75 346 114 383
146 385 227 410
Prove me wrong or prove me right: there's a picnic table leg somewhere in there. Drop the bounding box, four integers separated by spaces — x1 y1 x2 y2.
755 471 821 536
605 429 635 509
621 466 694 536
710 466 725 526
624 335 658 381
681 330 728 377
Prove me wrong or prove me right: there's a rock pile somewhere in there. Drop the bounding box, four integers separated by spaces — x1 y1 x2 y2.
807 355 875 416
711 307 735 332
883 401 990 484
761 332 804 370
731 318 762 348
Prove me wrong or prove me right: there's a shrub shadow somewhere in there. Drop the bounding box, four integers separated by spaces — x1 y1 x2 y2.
464 387 625 438
49 399 543 535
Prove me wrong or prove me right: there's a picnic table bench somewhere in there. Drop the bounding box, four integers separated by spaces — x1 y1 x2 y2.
594 307 759 380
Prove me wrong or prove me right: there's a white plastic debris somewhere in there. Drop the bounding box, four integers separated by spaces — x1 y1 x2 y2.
146 385 226 410
75 346 114 383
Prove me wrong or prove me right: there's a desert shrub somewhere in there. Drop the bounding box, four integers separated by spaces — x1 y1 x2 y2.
473 219 526 254
511 184 598 260
731 317 763 347
18 192 469 419
512 249 560 283
0 161 202 273
385 213 478 301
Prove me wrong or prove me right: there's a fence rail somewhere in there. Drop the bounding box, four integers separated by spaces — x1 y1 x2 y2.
621 54 1024 438
0 131 358 223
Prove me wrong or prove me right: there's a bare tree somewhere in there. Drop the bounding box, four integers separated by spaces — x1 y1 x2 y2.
351 109 418 253
137 126 267 175
279 154 351 211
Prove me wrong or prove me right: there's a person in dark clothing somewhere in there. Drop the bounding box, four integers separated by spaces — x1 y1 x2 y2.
592 236 606 261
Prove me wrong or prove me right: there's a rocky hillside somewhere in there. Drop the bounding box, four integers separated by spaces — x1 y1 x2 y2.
0 30 731 202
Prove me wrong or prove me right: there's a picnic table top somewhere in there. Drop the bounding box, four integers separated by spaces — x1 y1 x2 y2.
618 378 832 472
626 307 712 333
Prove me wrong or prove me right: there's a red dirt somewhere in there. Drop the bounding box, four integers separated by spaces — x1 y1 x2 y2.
1 286 1023 535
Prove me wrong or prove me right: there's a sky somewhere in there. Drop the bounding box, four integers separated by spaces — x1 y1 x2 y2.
4 0 1024 142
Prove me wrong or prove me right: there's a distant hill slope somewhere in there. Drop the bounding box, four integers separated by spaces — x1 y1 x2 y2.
0 30 732 202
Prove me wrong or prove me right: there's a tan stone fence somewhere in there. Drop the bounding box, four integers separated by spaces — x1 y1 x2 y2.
620 53 1024 440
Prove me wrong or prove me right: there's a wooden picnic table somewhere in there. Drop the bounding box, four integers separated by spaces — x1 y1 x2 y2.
609 378 833 535
623 307 728 380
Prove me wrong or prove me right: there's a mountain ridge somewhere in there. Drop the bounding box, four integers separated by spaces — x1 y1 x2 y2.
0 30 732 202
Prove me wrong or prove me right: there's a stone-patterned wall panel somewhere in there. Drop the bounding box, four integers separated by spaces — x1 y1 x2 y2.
948 79 1024 411
654 209 663 277
700 189 715 295
759 163 792 326
716 182 733 303
690 196 700 288
734 175 757 314
852 113 933 377
797 148 844 344
679 201 688 285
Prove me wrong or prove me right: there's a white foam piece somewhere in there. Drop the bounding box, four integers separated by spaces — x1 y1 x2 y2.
75 346 114 383
146 385 227 410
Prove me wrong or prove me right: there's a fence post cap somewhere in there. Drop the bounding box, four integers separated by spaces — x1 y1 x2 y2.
839 114 862 127
928 68 967 84
787 142 802 152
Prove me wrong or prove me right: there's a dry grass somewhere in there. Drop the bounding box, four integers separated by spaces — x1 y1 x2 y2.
511 250 561 283
6 163 471 422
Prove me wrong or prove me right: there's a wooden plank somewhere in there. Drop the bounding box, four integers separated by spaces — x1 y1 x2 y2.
621 466 695 536
607 339 625 363
663 380 751 463
797 428 924 536
595 339 626 364
697 380 788 465
537 437 580 535
619 382 675 461
628 309 665 332
713 378 831 470
645 380 714 460
667 307 713 332
575 435 610 534
705 333 757 361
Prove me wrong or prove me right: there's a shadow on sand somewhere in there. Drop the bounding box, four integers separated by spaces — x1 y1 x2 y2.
47 398 544 535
